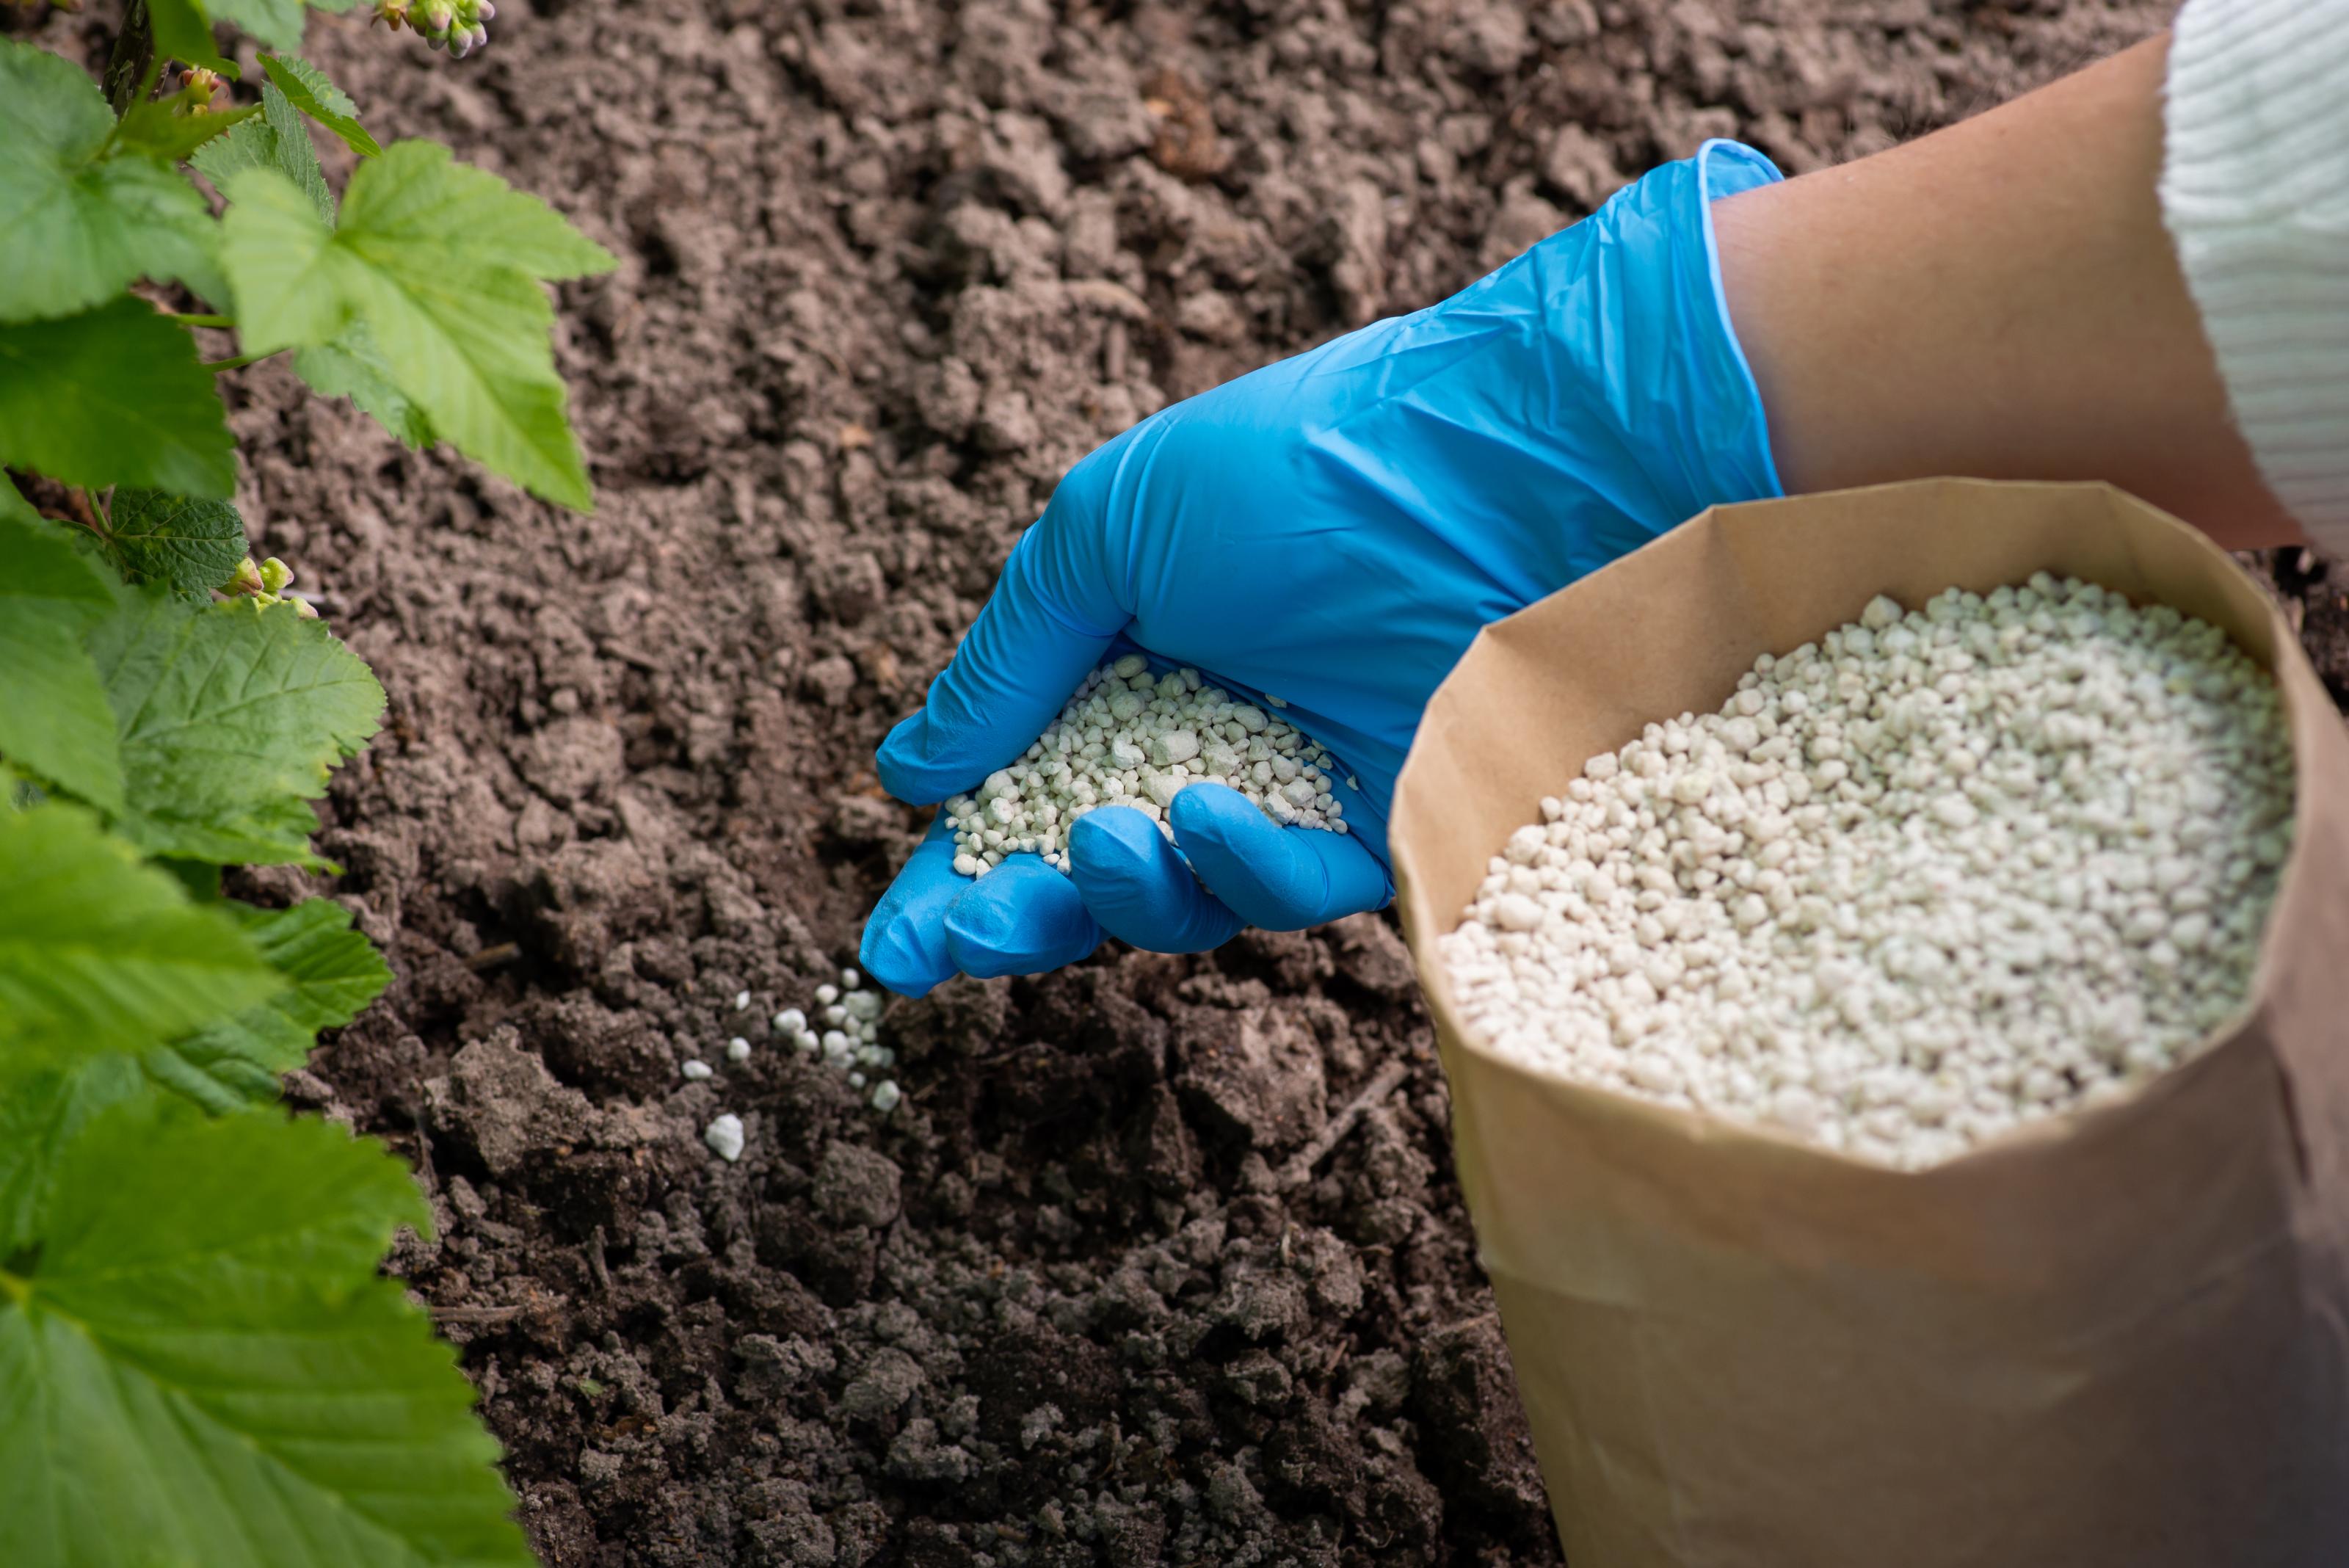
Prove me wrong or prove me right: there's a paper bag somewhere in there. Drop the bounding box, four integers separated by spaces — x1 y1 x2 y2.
1390 479 2349 1567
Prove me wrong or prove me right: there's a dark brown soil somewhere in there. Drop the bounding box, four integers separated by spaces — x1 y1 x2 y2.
37 0 2349 1561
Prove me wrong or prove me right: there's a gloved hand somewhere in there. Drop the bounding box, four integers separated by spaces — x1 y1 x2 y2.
861 140 1787 996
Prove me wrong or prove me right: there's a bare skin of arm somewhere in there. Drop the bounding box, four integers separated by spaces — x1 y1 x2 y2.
1712 32 2307 551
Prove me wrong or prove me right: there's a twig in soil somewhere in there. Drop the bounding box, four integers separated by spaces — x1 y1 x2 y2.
429 1303 527 1324
597 639 660 672
410 1106 438 1188
586 1225 612 1295
1276 1057 1411 1191
465 941 520 971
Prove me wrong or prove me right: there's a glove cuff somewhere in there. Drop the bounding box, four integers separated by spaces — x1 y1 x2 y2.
1534 138 1790 530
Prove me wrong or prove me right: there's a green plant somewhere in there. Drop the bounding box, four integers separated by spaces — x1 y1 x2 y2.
0 1 614 1558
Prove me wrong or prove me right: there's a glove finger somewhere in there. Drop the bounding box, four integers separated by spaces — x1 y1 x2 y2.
1068 805 1245 954
943 857 1104 979
1168 783 1393 930
857 817 967 998
878 515 1123 805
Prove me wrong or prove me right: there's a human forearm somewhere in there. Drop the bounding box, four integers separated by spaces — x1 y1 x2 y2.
1711 35 2305 550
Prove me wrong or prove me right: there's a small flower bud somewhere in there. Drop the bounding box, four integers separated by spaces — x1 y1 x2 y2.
291 597 320 620
258 557 293 595
180 68 225 109
228 556 265 596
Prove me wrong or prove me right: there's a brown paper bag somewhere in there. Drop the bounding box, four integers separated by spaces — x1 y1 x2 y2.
1390 479 2349 1567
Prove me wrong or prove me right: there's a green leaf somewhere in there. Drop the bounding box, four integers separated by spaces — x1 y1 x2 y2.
149 899 390 1112
201 0 308 54
198 84 333 225
190 115 277 188
0 507 113 614
0 802 281 1068
104 488 249 595
0 1059 150 1244
222 142 617 509
297 319 436 447
0 513 126 811
0 613 123 815
0 300 236 498
261 53 379 157
262 79 335 223
0 1105 533 1567
0 42 226 322
87 586 385 866
148 0 238 76
113 95 264 164
0 473 37 527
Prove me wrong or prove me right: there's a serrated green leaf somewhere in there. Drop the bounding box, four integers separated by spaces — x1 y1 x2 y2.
84 586 385 867
189 114 277 187
200 0 307 53
297 319 436 447
261 78 335 223
261 53 378 157
0 802 281 1067
149 899 390 1111
338 141 617 282
0 300 236 498
104 488 249 595
0 42 226 322
0 1058 150 1244
148 0 238 75
222 142 617 509
113 94 263 164
0 512 124 811
197 85 333 227
0 1104 533 1567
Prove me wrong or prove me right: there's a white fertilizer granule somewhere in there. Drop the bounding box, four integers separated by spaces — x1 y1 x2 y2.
703 1113 745 1162
1440 573 2295 1170
938 653 1348 877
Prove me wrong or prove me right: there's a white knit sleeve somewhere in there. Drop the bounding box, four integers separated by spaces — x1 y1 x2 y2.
2160 0 2349 554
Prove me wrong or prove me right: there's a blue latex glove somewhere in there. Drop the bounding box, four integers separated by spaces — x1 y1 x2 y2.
862 140 1787 996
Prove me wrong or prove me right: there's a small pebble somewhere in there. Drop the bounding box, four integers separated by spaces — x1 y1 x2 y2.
733 990 751 1011
680 1059 713 1081
774 1007 807 1032
848 1070 865 1089
871 1080 901 1113
841 968 862 990
726 1037 752 1062
815 984 840 1006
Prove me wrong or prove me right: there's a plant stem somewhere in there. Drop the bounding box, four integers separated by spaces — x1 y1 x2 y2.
103 0 156 118
204 350 286 372
69 488 109 539
167 313 235 329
